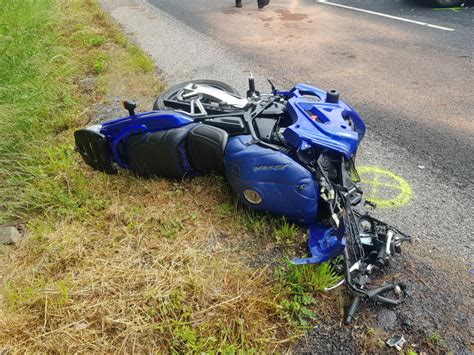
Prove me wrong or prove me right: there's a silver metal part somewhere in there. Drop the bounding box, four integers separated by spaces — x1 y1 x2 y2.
393 235 402 247
386 230 394 256
360 236 374 246
180 83 249 108
87 124 102 132
386 335 406 351
189 98 207 116
360 219 372 231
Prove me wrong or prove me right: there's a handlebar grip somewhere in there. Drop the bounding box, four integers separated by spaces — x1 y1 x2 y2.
345 296 361 324
367 282 406 305
371 295 400 305
366 283 397 297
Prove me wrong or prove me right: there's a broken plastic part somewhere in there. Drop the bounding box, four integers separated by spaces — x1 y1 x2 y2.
386 335 406 351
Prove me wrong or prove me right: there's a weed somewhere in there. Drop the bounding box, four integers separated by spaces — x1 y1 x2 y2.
216 201 234 217
279 294 317 327
94 52 108 73
274 217 299 244
159 219 183 239
4 277 46 309
427 331 447 347
87 35 105 47
274 258 342 327
364 327 386 349
4 275 70 310
240 210 272 237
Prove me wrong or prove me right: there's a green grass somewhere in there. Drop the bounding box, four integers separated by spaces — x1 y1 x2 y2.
274 217 299 244
275 258 342 327
0 0 157 224
86 35 106 47
0 0 92 222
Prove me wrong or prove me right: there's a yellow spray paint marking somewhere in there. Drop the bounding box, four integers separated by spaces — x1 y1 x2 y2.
357 166 413 208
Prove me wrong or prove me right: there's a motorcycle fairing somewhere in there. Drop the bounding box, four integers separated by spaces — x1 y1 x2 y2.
283 84 366 157
75 110 228 178
291 223 346 265
224 134 319 224
123 123 198 178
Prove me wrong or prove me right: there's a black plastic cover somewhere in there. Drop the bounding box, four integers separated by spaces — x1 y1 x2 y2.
202 116 247 135
74 129 117 174
253 116 278 143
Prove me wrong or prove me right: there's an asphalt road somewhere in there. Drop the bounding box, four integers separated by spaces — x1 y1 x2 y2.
147 0 474 185
99 0 473 350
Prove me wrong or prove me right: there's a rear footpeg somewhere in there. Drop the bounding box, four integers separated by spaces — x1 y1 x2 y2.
74 128 116 174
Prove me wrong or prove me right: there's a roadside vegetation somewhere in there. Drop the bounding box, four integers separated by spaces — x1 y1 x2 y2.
0 0 342 352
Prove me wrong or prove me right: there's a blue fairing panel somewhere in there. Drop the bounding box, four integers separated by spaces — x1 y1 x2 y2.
100 110 194 137
98 110 194 169
283 84 366 157
224 135 318 224
291 223 345 265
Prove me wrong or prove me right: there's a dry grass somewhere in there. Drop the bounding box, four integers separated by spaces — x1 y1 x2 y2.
0 175 290 352
0 0 342 352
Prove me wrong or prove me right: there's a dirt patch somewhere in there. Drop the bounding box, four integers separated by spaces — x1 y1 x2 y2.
296 319 359 353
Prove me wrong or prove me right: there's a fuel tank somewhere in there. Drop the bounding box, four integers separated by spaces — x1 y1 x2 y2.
223 135 318 224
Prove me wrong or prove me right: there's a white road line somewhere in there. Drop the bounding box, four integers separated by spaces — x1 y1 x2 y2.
316 0 455 32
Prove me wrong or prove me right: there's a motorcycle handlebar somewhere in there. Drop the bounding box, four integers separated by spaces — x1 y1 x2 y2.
345 281 406 323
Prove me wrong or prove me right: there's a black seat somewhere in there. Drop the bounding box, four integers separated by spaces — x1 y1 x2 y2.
124 123 197 178
100 123 228 178
186 124 228 174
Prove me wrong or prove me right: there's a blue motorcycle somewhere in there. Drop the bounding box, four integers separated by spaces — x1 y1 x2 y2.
75 77 411 322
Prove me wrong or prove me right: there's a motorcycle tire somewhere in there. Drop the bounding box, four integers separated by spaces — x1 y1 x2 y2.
153 80 241 111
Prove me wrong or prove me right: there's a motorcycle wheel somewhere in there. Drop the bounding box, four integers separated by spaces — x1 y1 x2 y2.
153 80 241 111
